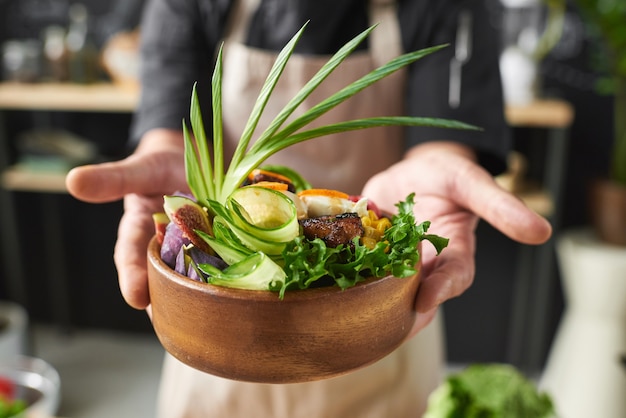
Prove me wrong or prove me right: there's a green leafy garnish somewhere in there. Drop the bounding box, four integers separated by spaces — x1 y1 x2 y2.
183 22 479 205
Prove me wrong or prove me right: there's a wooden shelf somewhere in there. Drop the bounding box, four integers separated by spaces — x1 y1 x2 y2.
0 91 573 198
505 99 574 129
0 82 138 112
500 99 574 217
495 161 554 217
0 82 137 193
1 165 67 193
0 84 572 126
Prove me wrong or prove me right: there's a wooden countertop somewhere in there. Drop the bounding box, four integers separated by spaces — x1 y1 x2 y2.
0 82 138 112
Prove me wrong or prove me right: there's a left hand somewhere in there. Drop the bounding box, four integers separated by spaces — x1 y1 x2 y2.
362 141 552 337
66 129 187 311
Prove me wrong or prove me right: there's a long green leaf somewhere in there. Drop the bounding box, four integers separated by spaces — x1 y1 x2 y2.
227 22 309 174
182 119 209 200
247 25 376 158
212 45 225 199
276 117 480 148
268 44 449 148
189 84 214 200
235 116 480 178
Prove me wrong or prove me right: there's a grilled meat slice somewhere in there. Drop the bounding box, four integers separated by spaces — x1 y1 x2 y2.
299 213 363 248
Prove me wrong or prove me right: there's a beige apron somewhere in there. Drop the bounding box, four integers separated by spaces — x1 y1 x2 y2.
157 1 445 416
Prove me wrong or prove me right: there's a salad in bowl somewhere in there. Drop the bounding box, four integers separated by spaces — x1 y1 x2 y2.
146 22 473 383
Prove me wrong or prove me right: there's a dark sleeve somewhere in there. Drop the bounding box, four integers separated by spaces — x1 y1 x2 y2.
399 0 511 175
129 0 232 144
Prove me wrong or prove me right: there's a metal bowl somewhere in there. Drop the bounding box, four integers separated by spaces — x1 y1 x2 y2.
0 355 61 417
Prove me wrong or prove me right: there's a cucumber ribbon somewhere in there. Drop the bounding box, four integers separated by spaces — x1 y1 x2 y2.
196 185 299 289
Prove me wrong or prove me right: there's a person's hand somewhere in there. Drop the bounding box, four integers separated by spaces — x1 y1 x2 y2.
65 129 187 310
361 141 552 338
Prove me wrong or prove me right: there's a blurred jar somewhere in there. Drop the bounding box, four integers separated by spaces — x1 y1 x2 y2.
499 0 543 104
66 3 100 83
499 0 565 105
500 0 543 52
2 39 42 83
42 25 70 82
101 29 140 89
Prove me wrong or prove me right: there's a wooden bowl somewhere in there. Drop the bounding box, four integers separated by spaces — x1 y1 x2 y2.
147 236 421 383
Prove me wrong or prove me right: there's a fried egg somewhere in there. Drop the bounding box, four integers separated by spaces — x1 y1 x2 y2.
296 189 369 218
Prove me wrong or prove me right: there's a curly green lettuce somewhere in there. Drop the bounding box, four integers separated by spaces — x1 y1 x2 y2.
280 193 448 297
424 364 557 418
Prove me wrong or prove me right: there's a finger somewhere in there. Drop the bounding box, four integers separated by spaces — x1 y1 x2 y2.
407 307 438 339
451 161 552 245
66 151 185 203
114 195 158 309
415 243 476 314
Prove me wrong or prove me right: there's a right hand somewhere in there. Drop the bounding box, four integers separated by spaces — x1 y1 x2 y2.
362 141 552 337
65 129 187 310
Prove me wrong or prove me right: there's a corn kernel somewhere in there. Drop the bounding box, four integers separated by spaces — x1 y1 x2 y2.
360 210 393 248
376 218 391 233
365 228 381 242
361 236 377 249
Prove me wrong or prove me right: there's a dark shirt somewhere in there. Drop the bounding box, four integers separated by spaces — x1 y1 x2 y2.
131 0 510 174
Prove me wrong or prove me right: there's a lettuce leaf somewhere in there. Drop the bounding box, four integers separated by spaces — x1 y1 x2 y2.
279 193 448 297
424 364 557 418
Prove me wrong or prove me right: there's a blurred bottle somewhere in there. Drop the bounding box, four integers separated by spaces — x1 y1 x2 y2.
499 0 565 105
1 39 41 83
42 26 69 82
65 3 99 83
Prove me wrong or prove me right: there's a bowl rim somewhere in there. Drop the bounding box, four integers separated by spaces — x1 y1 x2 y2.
147 235 420 303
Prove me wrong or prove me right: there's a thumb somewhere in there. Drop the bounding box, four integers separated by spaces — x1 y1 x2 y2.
66 150 186 203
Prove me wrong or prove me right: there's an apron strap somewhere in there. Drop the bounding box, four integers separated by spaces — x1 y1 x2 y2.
368 0 403 65
223 0 260 45
223 0 402 65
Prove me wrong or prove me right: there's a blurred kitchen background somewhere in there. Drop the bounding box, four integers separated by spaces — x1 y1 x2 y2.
0 0 621 417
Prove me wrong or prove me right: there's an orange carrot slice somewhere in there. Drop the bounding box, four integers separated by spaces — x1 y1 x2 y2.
297 188 350 199
252 181 289 191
